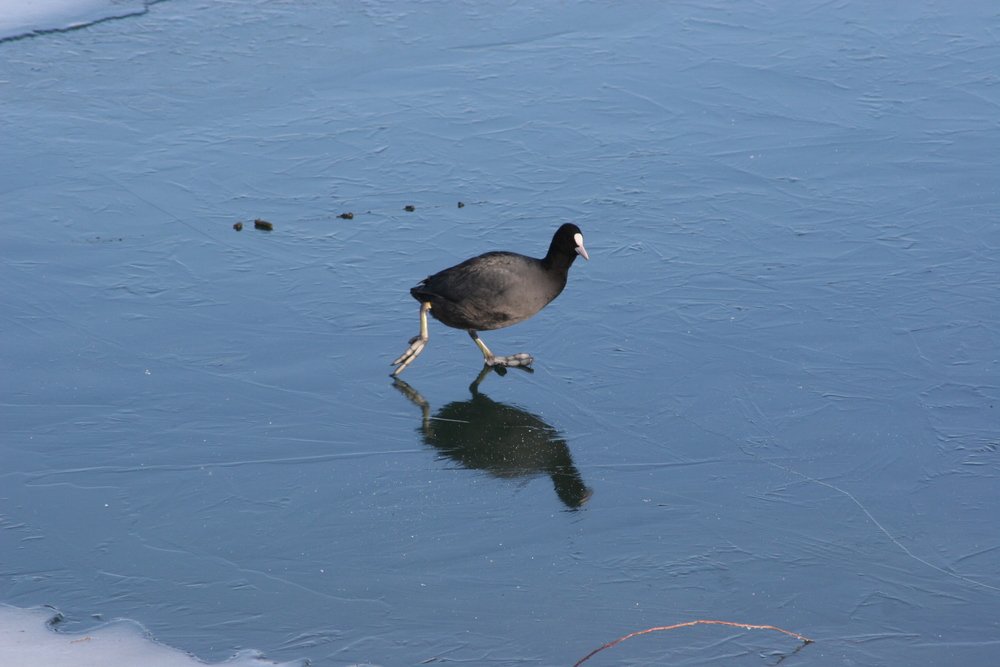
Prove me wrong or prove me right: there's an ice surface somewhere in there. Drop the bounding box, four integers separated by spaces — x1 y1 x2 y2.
0 604 305 667
0 0 150 41
1 0 998 666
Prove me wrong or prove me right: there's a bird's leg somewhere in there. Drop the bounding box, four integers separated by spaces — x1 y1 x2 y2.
391 302 431 376
468 330 533 368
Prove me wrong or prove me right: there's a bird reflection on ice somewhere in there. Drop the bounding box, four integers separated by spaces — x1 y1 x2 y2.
393 368 593 509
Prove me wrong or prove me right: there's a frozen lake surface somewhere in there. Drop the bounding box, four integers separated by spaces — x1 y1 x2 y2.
2 1 998 665
0 603 303 667
0 0 153 41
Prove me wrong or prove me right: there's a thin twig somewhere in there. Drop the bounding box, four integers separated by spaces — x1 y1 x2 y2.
572 620 813 667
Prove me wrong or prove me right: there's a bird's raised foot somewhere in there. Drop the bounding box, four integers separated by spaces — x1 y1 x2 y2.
391 334 428 376
487 352 534 368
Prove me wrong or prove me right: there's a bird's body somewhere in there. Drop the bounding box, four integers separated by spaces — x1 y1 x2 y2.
412 251 567 331
391 223 588 375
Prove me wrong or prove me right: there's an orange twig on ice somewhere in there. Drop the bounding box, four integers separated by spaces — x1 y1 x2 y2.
572 620 814 667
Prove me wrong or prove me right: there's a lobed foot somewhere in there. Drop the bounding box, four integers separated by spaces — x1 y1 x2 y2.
487 352 534 368
391 334 428 376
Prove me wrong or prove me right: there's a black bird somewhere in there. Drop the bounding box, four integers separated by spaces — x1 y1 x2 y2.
391 223 589 375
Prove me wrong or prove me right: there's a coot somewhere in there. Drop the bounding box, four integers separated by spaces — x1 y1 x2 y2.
391 223 589 375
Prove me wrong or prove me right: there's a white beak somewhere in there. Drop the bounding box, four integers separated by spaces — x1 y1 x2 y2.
573 233 590 261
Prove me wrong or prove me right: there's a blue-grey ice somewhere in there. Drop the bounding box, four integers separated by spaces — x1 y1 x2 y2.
2 0 998 666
